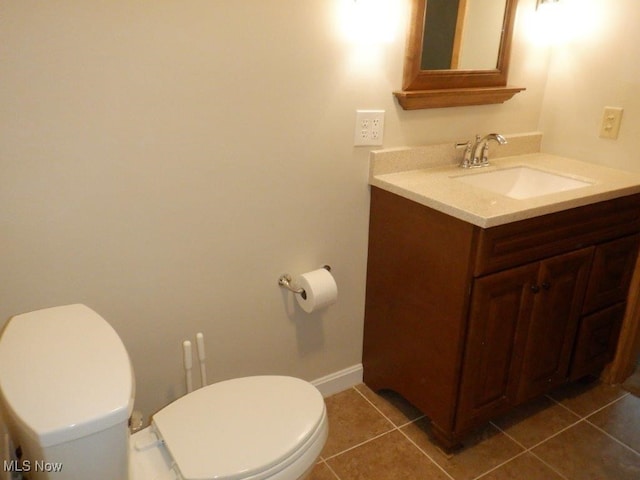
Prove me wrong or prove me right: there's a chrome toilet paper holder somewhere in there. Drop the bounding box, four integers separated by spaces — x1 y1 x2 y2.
278 265 331 300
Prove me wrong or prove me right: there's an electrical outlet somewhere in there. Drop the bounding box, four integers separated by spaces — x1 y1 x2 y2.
599 106 624 139
354 110 385 146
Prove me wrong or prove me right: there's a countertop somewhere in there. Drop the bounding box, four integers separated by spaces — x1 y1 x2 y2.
369 152 640 228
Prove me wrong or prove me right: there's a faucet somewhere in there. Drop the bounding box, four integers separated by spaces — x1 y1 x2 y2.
456 133 507 168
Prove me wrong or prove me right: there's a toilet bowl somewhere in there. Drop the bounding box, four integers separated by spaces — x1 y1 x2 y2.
0 305 327 480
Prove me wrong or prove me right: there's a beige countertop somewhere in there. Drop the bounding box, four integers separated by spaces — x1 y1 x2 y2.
369 152 640 228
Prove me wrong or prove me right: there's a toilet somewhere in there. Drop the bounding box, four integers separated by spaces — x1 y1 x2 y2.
0 304 328 480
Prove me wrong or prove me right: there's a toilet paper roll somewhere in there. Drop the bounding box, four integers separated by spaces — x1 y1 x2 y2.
295 268 338 313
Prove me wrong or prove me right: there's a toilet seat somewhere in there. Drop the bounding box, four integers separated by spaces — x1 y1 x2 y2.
132 375 327 480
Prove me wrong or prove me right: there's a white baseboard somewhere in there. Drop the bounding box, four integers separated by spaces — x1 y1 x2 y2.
311 364 363 398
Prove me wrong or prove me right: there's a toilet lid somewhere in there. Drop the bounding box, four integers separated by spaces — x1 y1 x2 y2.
152 376 325 480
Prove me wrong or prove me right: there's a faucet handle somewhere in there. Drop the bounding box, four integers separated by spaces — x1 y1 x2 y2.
480 143 491 164
455 141 472 168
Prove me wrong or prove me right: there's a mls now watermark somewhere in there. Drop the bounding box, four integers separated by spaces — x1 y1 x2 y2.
4 459 64 473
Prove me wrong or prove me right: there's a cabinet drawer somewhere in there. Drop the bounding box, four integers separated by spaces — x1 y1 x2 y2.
570 303 626 380
473 194 640 276
582 234 640 314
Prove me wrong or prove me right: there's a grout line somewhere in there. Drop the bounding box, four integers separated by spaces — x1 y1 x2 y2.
488 420 528 450
544 389 630 418
352 385 400 428
322 429 396 461
485 422 572 480
353 386 456 480
539 390 635 454
469 450 528 480
489 420 571 480
320 386 397 462
584 391 630 418
396 427 456 480
489 390 638 479
323 386 431 463
353 384 428 429
396 414 428 429
526 450 571 480
326 385 638 479
320 459 342 480
353 385 570 480
522 417 585 451
585 420 640 457
543 393 581 415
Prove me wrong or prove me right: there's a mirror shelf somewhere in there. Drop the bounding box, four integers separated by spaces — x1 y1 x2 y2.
394 86 525 110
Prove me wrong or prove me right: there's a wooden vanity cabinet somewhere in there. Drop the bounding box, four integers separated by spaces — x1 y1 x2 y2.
363 187 640 449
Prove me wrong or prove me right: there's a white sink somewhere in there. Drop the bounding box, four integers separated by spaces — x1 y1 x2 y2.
452 166 593 200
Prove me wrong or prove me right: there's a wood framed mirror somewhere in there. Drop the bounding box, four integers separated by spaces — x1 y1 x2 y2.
394 0 525 109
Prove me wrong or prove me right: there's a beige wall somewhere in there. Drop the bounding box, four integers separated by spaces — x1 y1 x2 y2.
0 0 550 417
539 0 640 171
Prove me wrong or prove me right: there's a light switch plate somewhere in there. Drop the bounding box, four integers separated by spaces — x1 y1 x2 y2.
599 106 623 139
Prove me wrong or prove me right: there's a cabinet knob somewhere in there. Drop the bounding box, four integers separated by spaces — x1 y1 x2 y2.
530 284 540 293
542 281 551 290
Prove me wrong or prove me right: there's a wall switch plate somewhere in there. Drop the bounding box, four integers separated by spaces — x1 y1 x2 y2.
354 110 385 146
599 106 624 139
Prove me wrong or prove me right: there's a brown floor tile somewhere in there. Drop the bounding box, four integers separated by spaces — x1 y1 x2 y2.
492 395 580 448
548 379 627 417
532 420 640 480
319 377 640 479
354 384 423 427
475 453 565 480
623 366 640 397
326 430 451 480
588 393 640 453
307 461 339 480
401 418 524 480
321 388 394 458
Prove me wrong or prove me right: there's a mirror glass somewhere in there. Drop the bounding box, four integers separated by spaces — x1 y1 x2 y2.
421 0 507 71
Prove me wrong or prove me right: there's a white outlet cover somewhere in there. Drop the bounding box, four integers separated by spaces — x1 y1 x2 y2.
354 110 385 146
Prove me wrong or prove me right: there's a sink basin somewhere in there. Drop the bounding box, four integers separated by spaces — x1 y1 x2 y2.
452 166 593 200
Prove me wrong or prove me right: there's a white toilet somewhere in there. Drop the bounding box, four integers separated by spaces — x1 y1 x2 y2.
0 304 328 480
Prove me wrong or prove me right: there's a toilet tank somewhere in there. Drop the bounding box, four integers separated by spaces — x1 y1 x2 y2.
0 304 134 479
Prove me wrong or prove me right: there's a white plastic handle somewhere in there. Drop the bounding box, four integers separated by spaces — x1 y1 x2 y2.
196 333 207 387
196 333 206 361
183 340 193 393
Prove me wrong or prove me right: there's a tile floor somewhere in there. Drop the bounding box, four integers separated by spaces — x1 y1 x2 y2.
308 379 640 480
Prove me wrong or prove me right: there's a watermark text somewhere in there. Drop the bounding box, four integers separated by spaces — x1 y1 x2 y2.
3 459 64 473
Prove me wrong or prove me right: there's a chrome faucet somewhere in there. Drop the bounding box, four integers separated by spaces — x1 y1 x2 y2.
456 133 507 168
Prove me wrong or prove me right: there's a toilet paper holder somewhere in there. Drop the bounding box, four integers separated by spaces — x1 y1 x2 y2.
278 265 331 300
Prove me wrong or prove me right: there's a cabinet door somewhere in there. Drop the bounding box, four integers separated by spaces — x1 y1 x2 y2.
456 263 538 432
517 248 593 402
